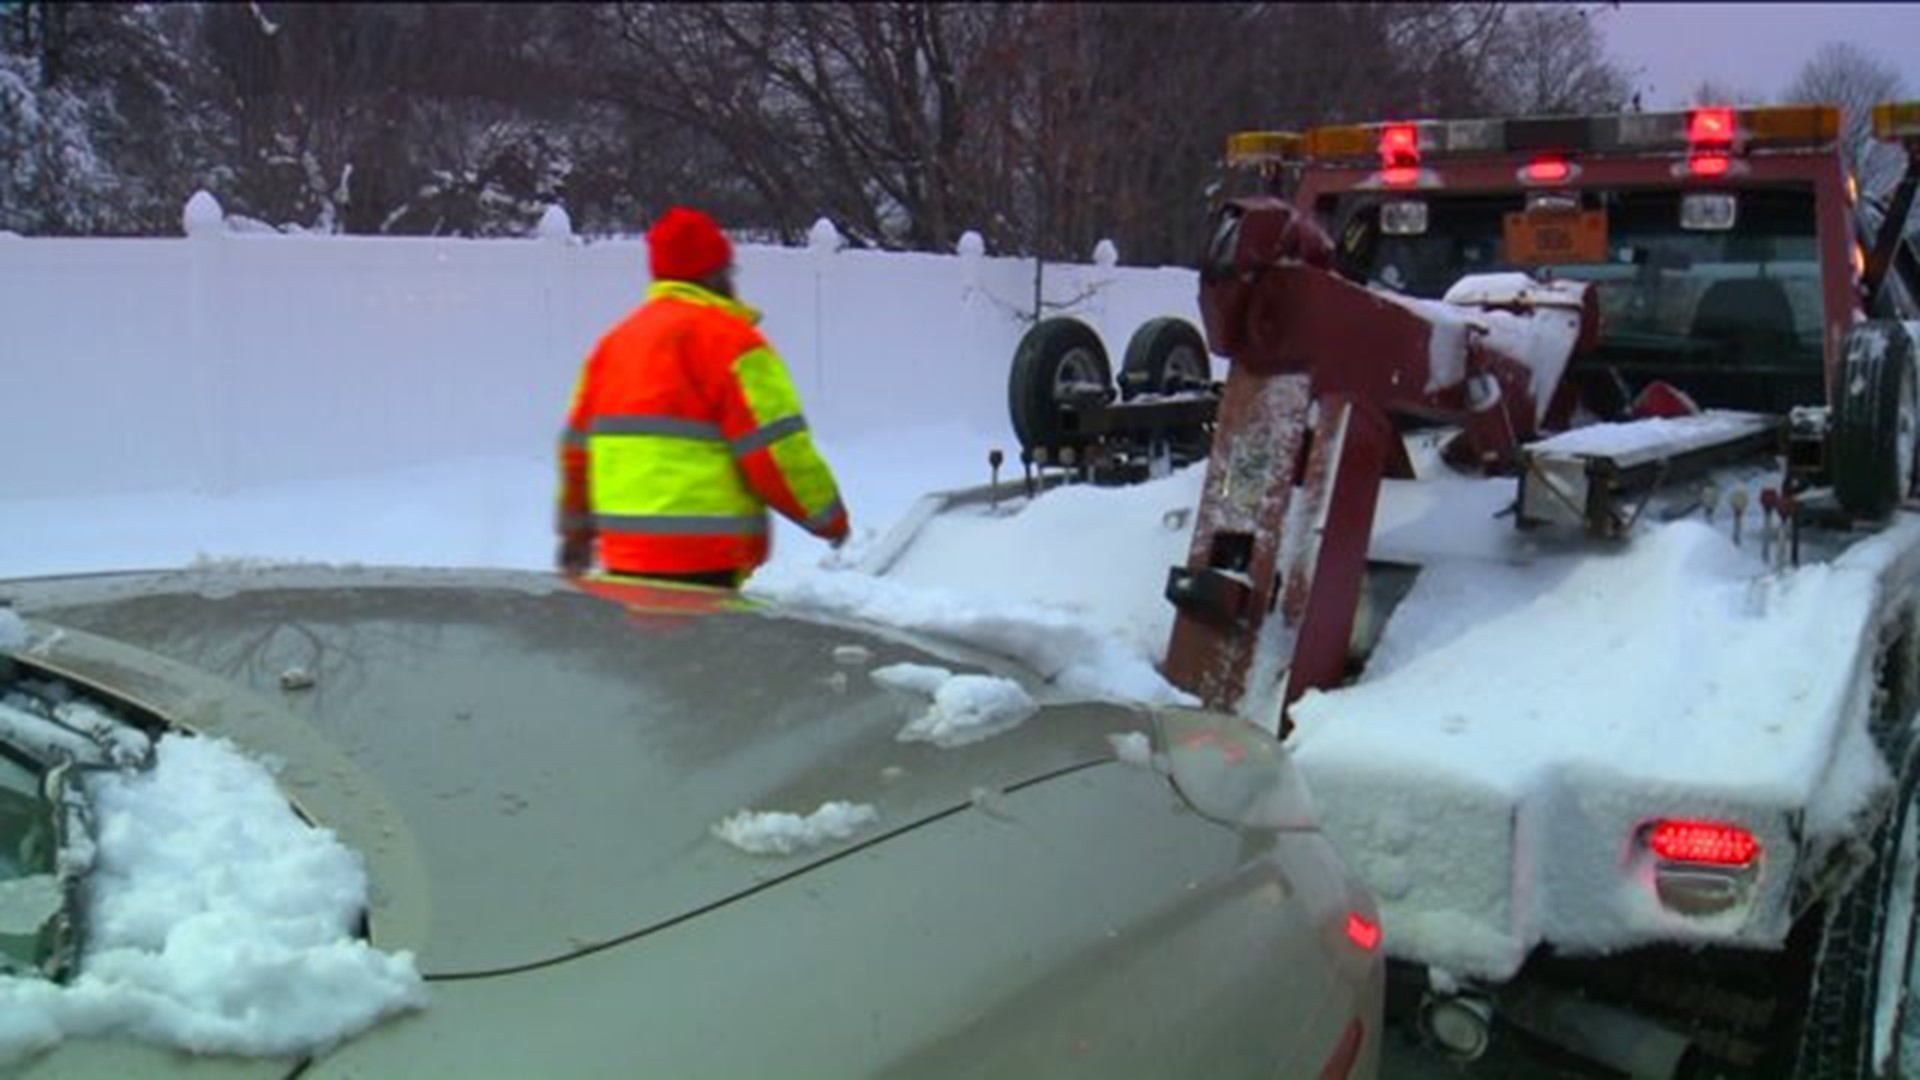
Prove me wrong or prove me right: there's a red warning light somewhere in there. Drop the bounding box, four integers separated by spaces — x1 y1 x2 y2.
1523 156 1572 183
1688 107 1736 148
1687 154 1733 178
1379 123 1419 163
1377 123 1422 187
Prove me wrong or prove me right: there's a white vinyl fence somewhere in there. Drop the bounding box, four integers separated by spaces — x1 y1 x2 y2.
0 196 1202 500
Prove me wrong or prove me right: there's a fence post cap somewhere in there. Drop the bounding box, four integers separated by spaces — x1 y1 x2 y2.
183 191 224 237
537 204 573 241
808 217 844 253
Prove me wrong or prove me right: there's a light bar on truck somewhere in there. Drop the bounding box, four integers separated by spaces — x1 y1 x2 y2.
1300 104 1841 166
1873 100 1920 142
1648 819 1760 866
1224 130 1305 167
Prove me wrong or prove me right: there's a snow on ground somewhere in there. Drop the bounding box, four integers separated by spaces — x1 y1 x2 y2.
7 416 1901 988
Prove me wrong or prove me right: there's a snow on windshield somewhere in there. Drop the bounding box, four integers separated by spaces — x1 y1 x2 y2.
0 734 423 1066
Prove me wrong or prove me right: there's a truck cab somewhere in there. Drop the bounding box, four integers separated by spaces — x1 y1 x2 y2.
1289 108 1886 415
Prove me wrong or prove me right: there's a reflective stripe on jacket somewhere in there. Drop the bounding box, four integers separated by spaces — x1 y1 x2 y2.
559 281 847 575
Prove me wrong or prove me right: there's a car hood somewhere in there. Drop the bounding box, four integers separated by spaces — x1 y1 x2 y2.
2 567 1140 976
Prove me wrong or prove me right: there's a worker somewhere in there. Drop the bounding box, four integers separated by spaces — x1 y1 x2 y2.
556 205 850 588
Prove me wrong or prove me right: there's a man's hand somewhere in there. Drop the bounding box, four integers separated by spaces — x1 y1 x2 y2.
557 532 594 577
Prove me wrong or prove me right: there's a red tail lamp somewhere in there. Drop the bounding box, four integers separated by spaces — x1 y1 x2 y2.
1344 911 1382 950
1649 819 1759 866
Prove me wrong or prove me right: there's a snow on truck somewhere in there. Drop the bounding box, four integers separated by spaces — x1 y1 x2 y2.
873 102 1920 1076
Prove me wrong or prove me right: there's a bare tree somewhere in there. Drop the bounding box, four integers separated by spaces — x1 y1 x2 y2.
1480 3 1633 116
1783 41 1907 197
1689 79 1762 107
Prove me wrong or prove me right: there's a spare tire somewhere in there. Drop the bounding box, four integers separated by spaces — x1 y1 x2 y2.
1008 318 1112 452
1832 321 1918 521
1118 317 1211 400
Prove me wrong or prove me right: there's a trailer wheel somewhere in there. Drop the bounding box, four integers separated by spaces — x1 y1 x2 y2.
1792 617 1920 1078
1832 321 1919 521
1118 318 1210 400
1008 317 1112 453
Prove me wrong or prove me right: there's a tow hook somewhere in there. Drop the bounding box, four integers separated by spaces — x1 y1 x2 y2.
1419 991 1494 1060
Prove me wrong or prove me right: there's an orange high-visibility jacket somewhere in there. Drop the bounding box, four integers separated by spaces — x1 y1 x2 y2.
558 281 847 576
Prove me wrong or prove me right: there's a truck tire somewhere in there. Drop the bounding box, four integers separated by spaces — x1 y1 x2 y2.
1793 612 1920 1078
1118 318 1210 400
1008 317 1111 453
1832 321 1919 521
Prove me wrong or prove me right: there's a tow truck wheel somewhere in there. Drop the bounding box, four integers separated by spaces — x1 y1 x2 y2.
1008 317 1112 453
1793 612 1920 1078
1832 322 1919 521
1118 318 1210 400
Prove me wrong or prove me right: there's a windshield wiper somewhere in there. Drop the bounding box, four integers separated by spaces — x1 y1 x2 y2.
0 666 153 982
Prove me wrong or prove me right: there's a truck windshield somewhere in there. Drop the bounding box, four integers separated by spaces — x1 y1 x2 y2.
1328 186 1825 412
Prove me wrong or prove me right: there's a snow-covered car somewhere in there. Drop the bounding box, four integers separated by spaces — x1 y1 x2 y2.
0 566 1382 1077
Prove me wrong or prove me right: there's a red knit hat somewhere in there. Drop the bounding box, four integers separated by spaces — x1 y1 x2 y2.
647 206 733 281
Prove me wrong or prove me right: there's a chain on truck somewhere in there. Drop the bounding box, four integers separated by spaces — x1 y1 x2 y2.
994 101 1920 1076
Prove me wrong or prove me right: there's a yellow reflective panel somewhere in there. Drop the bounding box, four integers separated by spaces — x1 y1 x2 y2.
1306 124 1379 160
1225 131 1304 165
1740 104 1839 143
1873 101 1920 141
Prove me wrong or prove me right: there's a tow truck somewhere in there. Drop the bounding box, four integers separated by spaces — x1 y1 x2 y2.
878 101 1920 1076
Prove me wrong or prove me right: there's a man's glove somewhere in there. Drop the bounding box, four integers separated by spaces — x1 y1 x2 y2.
557 531 594 577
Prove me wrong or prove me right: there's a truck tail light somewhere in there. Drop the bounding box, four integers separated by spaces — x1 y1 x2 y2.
1649 819 1759 866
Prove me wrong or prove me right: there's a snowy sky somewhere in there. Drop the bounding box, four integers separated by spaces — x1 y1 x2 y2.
1602 2 1920 107
2 256 1910 1062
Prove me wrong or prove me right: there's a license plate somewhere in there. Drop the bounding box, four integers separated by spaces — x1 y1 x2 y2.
1502 209 1608 265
